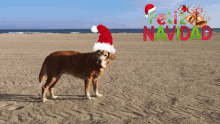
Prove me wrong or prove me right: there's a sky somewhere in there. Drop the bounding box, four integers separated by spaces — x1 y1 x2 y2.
0 0 219 29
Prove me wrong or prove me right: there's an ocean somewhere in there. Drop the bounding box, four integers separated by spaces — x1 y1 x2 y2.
0 28 219 34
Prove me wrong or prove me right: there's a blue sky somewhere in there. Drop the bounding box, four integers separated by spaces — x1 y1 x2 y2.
0 0 219 29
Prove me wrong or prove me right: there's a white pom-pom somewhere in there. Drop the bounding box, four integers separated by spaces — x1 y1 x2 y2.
145 15 148 18
91 25 98 33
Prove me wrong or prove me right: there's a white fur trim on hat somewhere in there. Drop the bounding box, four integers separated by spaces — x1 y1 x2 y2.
91 25 98 33
146 7 156 18
93 42 116 54
148 7 156 14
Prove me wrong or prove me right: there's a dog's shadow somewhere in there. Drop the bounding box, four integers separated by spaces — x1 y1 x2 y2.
0 94 90 103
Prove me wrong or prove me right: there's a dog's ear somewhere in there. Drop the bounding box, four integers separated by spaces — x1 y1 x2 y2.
109 53 116 60
93 50 101 60
92 51 97 60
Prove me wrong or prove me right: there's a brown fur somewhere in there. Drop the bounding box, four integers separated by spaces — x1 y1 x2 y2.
39 50 116 102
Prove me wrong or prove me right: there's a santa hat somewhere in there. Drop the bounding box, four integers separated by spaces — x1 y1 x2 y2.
145 4 156 18
91 24 116 54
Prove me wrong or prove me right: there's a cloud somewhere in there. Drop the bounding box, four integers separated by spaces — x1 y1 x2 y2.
0 16 131 29
116 9 144 19
0 2 219 29
116 2 220 28
200 4 220 28
204 4 220 11
131 0 186 10
88 2 220 28
90 15 131 28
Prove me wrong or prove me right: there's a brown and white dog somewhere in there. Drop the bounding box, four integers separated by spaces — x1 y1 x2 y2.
39 50 116 102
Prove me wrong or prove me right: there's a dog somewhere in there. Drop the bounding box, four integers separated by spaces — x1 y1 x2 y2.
39 50 116 102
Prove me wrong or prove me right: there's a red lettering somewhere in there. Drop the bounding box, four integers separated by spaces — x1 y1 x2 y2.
181 26 191 41
143 26 154 41
202 25 212 40
157 14 166 25
166 25 176 41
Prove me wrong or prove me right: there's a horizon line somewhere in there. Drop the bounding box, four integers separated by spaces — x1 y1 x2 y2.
0 28 219 30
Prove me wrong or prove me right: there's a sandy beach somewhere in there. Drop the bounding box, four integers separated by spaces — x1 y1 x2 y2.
0 33 220 124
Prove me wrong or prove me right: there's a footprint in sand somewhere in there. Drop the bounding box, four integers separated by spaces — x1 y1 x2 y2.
8 105 24 110
1 103 25 110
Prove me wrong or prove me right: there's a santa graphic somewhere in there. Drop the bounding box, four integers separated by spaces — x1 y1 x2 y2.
145 4 156 18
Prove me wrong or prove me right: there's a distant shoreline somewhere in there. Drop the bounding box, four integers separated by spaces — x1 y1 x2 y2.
0 32 218 35
0 28 218 34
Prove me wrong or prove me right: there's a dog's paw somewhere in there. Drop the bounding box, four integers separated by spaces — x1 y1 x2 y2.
51 96 59 99
87 96 92 100
42 98 48 102
96 93 103 97
86 92 92 100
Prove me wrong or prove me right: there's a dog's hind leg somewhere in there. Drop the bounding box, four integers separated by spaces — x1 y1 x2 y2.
49 76 61 99
42 76 57 102
92 79 103 97
39 62 46 83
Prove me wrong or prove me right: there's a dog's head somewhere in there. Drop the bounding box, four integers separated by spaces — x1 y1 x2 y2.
93 50 116 68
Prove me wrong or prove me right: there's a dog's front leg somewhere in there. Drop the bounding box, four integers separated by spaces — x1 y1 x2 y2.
92 79 103 97
84 79 92 100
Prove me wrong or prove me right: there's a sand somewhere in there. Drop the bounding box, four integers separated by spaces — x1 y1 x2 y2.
0 33 220 124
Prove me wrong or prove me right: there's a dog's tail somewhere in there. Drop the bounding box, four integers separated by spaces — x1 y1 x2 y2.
39 61 46 83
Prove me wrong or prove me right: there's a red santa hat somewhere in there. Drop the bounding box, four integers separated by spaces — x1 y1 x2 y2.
145 4 156 18
91 24 116 54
